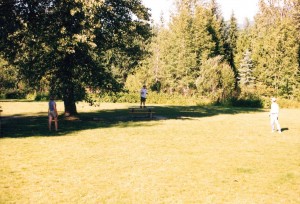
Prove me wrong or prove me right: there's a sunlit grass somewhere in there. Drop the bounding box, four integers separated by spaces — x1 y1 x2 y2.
1 101 299 203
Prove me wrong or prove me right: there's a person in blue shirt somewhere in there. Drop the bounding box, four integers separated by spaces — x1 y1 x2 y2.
48 96 58 131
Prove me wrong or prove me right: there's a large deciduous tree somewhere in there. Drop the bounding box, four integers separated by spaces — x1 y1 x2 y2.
0 0 151 115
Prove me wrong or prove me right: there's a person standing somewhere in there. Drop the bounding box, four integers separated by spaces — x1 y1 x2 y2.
269 97 281 133
140 85 147 108
48 96 58 131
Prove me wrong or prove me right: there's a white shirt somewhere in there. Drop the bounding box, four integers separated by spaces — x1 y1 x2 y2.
270 102 279 115
140 88 147 98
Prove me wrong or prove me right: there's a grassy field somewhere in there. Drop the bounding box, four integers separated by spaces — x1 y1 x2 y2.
0 101 299 203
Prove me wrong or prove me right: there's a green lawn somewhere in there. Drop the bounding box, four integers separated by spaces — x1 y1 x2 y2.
1 101 299 203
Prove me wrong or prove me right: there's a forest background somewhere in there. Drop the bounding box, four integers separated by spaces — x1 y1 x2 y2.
1 0 300 115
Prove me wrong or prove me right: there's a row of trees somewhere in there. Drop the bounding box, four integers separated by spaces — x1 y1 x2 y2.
1 0 299 115
129 0 300 103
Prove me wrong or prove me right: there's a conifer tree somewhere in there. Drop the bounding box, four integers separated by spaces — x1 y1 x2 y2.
163 0 197 94
252 0 299 98
192 4 215 62
224 12 238 74
237 50 256 92
206 0 226 57
234 18 253 72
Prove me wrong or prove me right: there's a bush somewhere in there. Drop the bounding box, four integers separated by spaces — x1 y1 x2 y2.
5 90 27 99
98 91 211 106
34 93 49 101
231 98 263 108
271 98 300 109
95 91 300 108
0 93 5 99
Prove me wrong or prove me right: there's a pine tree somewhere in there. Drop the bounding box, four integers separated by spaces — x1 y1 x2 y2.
206 0 227 57
237 50 256 92
224 12 238 74
162 0 197 94
252 0 299 99
192 4 215 62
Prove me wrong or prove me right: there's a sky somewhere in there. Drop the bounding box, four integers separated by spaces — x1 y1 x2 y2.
142 0 260 25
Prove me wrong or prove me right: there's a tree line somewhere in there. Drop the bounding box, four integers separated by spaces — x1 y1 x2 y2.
130 0 300 104
1 0 299 115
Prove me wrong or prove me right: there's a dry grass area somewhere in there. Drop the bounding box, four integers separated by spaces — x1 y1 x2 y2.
0 101 300 203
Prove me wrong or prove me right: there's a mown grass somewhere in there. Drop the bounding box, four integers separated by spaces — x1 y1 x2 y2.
0 101 299 203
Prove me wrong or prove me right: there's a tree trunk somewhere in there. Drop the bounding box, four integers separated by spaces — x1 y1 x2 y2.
63 86 77 116
64 99 77 116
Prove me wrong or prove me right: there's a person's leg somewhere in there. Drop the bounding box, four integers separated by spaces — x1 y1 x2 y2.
48 116 52 131
54 117 58 131
141 98 145 108
270 116 275 132
275 117 281 132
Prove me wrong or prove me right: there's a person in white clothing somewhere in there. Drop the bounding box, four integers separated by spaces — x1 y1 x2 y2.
269 97 281 133
140 85 147 108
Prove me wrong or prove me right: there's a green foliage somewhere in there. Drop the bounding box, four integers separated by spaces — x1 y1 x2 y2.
223 12 238 73
2 0 299 107
34 93 49 101
146 92 205 105
4 90 28 99
276 97 300 108
251 0 300 99
130 0 234 98
0 58 19 93
97 91 210 106
196 56 236 103
0 0 152 115
237 50 256 92
231 93 263 108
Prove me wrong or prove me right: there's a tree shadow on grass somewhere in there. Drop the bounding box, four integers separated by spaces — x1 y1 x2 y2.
0 105 265 138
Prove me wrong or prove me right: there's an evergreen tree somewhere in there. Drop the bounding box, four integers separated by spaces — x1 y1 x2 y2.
163 0 197 94
192 4 215 62
206 0 226 57
237 50 256 92
252 0 299 99
224 12 238 74
234 18 253 72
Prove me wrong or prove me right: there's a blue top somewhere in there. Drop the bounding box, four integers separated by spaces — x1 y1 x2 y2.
49 100 56 111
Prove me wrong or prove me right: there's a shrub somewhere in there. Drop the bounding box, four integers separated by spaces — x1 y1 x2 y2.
97 91 211 106
196 56 236 104
35 93 49 101
5 90 27 99
231 98 263 108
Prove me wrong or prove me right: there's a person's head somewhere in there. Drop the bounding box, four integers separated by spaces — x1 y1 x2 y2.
271 97 276 103
50 95 55 100
143 85 146 89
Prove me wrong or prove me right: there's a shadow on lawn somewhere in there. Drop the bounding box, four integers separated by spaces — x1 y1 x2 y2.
0 105 265 138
